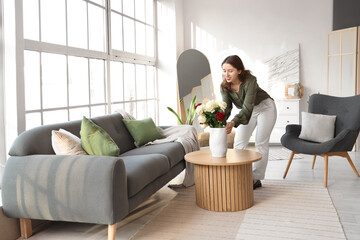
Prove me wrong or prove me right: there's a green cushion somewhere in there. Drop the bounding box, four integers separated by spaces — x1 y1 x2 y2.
123 118 164 147
80 116 120 156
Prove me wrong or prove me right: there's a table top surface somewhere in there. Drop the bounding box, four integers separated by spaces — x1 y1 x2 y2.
185 149 262 166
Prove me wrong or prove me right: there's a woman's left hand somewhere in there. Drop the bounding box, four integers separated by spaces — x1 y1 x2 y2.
225 121 235 134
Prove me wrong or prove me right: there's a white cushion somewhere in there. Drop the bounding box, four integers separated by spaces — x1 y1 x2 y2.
298 112 336 143
52 129 87 155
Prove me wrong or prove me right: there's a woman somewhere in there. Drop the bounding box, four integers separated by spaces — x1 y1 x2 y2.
221 55 277 189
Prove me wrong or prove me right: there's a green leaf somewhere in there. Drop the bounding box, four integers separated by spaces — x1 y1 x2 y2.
167 107 184 125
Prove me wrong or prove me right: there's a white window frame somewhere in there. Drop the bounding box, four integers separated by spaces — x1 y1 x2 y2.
15 0 158 133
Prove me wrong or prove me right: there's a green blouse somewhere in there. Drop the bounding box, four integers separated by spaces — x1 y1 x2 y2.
220 74 271 127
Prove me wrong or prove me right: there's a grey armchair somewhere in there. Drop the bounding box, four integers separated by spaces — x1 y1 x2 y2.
281 93 360 187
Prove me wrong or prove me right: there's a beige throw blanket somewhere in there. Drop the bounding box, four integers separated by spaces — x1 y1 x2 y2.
146 125 200 187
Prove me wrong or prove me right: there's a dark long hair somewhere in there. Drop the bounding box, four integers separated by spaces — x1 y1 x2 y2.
220 55 251 91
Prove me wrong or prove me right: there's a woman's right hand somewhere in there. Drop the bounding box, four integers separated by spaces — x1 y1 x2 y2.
225 121 235 134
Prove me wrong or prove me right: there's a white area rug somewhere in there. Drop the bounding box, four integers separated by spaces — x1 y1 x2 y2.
269 148 303 161
131 180 346 240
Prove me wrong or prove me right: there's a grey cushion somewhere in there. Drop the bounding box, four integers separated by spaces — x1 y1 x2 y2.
121 154 170 197
120 142 185 168
90 113 136 154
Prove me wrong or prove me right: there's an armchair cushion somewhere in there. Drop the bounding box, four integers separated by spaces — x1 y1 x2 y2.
298 112 336 143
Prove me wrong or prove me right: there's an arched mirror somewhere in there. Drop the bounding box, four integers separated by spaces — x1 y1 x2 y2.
176 49 214 132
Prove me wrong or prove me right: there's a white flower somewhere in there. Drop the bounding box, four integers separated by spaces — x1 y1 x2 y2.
205 100 217 113
196 104 204 115
198 114 206 124
200 123 208 129
219 101 227 111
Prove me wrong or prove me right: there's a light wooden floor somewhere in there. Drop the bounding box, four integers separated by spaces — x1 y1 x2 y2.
16 146 360 239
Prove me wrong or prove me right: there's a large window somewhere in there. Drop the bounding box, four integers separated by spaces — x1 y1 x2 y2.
19 0 157 131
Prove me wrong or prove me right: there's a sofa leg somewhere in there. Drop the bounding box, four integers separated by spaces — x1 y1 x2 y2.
108 223 117 240
20 218 32 238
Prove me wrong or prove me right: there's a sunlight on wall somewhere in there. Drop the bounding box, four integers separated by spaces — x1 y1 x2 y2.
157 0 178 125
189 23 293 101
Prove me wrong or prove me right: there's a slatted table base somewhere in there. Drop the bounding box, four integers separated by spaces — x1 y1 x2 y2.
194 164 253 212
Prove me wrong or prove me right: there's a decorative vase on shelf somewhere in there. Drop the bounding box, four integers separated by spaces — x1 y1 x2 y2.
209 127 228 157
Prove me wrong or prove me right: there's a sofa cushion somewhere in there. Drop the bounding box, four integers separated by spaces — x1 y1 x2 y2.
120 142 185 168
91 113 136 153
122 118 165 147
80 116 120 156
121 154 170 197
51 129 87 155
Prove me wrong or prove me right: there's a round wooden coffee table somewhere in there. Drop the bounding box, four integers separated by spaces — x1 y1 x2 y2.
185 149 262 212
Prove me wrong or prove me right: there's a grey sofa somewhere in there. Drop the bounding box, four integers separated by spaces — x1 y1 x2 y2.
1 113 186 239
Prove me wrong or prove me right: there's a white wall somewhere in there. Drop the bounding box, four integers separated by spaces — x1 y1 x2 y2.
157 0 185 126
179 0 333 113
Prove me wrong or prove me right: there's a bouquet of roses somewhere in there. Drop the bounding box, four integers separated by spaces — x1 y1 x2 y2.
195 99 227 129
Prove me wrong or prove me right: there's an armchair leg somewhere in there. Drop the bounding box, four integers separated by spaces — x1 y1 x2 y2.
324 155 328 187
20 218 32 238
312 155 317 169
283 151 296 179
108 223 117 240
344 152 360 177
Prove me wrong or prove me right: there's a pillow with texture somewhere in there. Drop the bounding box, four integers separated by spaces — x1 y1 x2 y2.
80 116 120 156
123 117 164 147
298 112 336 143
52 129 88 155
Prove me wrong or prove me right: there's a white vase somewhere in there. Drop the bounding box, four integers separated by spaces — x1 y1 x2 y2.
209 127 228 157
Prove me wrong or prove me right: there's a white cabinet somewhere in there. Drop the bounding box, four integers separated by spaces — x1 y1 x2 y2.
327 26 360 150
250 99 300 144
327 27 358 97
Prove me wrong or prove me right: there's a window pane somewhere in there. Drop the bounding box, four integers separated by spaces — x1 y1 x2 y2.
147 100 156 123
125 102 136 118
42 53 67 109
111 0 122 12
26 113 41 130
89 59 106 104
135 0 145 22
67 0 87 49
145 0 154 25
88 5 106 52
89 0 105 7
147 66 155 98
110 61 124 102
91 105 106 117
137 101 146 120
43 110 68 125
111 103 124 113
40 0 66 45
136 64 146 99
123 0 134 17
124 17 135 53
124 63 135 101
23 0 39 41
69 107 90 121
24 51 41 110
136 22 145 55
146 26 154 57
111 12 123 51
68 56 89 106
